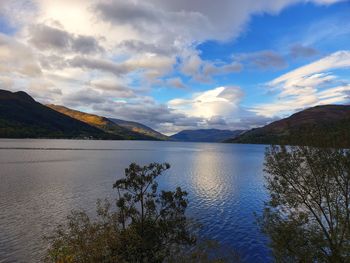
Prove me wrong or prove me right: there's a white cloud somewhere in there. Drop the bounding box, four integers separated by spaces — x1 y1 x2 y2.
271 51 350 86
252 51 350 117
169 86 244 119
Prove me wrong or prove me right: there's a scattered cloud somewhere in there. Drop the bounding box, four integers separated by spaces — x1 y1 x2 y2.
234 50 287 70
180 51 242 82
29 23 104 54
289 44 318 58
252 50 350 117
270 50 350 86
89 77 138 98
67 56 129 76
117 39 178 56
165 77 187 89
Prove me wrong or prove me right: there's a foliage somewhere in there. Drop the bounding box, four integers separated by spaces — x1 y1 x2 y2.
46 162 236 263
112 162 195 262
260 145 350 262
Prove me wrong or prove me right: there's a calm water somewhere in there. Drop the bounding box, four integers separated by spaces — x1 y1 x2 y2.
0 139 271 263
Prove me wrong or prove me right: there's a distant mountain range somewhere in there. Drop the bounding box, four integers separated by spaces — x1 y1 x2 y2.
226 105 350 147
2 89 350 147
170 129 245 142
0 89 165 140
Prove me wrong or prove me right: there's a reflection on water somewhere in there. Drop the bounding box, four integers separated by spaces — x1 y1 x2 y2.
191 148 232 202
0 139 271 262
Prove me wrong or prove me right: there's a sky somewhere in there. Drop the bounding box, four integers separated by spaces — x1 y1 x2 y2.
0 0 350 134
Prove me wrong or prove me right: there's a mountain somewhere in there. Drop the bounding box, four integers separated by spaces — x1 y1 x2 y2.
170 129 245 142
227 105 350 147
0 89 113 139
47 105 160 140
110 118 169 141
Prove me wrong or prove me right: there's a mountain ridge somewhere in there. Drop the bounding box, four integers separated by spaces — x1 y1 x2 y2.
46 104 162 140
226 105 350 147
0 89 113 139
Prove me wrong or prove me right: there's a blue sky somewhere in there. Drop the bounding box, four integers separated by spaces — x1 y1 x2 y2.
0 0 349 134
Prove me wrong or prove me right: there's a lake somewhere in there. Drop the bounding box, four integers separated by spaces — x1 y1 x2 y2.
0 139 271 263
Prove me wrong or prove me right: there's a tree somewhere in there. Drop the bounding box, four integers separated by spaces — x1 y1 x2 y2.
112 162 195 262
45 162 195 263
260 145 350 262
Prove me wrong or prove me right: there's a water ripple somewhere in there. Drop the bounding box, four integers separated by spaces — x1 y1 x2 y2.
0 140 271 263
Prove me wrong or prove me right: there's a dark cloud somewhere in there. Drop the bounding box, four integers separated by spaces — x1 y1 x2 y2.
63 88 106 108
94 0 211 42
206 116 227 126
72 35 104 54
202 62 243 77
96 1 159 26
68 56 128 75
117 39 177 56
67 54 174 79
234 50 287 70
289 44 318 58
89 79 137 98
29 24 104 54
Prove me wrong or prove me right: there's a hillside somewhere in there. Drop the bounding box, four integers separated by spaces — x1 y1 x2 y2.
0 89 114 139
110 118 169 141
227 105 350 147
170 129 245 142
47 105 159 140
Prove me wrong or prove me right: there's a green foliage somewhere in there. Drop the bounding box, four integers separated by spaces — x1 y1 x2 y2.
260 145 350 262
45 162 237 263
112 162 195 262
